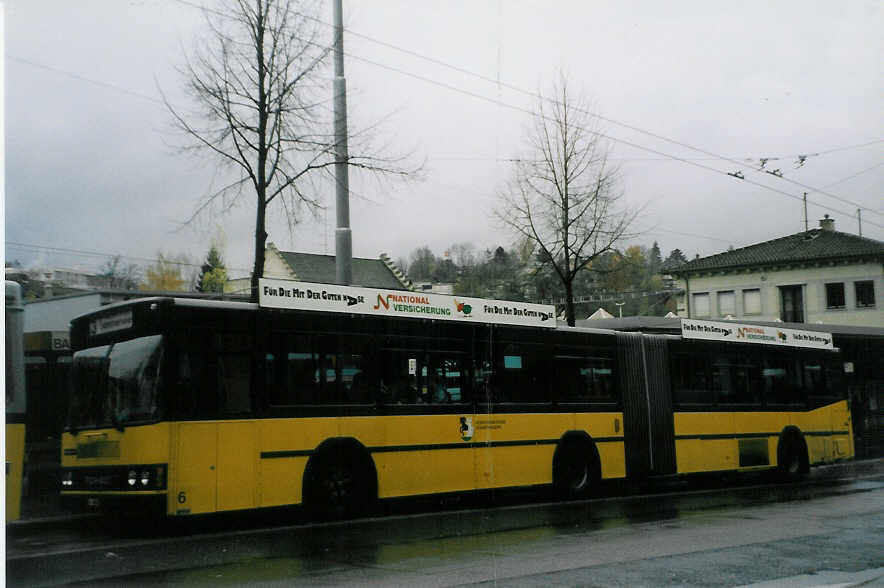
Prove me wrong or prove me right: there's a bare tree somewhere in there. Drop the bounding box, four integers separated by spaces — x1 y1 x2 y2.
497 77 637 326
99 255 142 290
165 0 412 300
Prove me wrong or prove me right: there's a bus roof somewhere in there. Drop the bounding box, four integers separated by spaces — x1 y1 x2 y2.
70 294 880 350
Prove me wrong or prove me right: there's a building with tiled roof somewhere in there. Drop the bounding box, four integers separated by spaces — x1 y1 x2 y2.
670 216 884 326
262 243 412 291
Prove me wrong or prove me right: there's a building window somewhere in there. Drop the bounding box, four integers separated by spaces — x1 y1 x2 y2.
692 293 710 317
743 289 761 315
717 291 735 317
855 281 875 308
780 285 804 323
825 282 845 309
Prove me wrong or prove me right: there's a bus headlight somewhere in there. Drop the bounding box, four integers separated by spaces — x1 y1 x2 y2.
127 467 165 489
61 471 73 487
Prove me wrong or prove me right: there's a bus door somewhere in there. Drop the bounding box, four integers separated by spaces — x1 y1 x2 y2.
173 340 257 515
175 423 217 514
177 422 255 514
617 332 676 478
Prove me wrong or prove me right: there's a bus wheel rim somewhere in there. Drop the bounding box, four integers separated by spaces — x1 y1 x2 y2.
324 465 354 504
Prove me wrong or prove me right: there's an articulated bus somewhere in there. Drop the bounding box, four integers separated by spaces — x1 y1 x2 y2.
6 281 27 521
60 280 854 518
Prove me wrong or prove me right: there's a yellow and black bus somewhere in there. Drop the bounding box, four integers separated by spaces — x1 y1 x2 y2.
60 280 854 518
6 281 27 521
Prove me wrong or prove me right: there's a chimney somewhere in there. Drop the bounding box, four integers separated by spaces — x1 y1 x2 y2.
819 214 835 232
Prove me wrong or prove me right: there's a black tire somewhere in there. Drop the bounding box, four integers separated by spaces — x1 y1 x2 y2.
777 431 809 481
553 437 600 500
303 443 376 520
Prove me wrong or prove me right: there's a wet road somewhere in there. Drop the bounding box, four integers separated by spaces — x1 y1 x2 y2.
8 469 884 587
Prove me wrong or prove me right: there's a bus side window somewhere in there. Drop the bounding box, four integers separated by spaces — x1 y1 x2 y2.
219 354 252 415
673 352 710 405
555 350 618 405
284 351 320 405
420 354 466 404
555 355 585 403
711 355 733 403
587 356 617 403
472 357 493 404
714 353 762 406
497 351 521 402
379 348 419 404
495 343 550 404
335 352 373 404
804 355 843 408
763 353 804 406
440 355 467 403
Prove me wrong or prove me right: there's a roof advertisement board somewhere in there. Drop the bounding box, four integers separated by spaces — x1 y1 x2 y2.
259 279 557 328
681 319 834 350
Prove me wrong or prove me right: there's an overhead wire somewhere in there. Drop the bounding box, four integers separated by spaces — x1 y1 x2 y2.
5 241 252 274
165 0 884 225
818 161 884 190
15 1 884 237
160 1 884 228
12 36 883 232
322 46 884 231
7 55 165 106
168 1 884 214
290 11 883 218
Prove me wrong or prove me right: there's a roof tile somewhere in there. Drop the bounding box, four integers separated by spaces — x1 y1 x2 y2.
671 229 884 274
278 251 409 290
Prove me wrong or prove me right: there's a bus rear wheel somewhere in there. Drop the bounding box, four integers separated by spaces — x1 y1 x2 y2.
777 430 809 481
553 437 600 500
303 441 377 520
317 461 356 518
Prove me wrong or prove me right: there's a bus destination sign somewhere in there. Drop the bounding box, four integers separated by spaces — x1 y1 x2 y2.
89 310 134 337
259 279 557 328
682 319 834 350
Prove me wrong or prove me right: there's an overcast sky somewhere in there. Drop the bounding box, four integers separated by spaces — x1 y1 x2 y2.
4 0 883 280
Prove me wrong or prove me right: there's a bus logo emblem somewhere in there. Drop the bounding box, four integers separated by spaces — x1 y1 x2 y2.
459 417 473 441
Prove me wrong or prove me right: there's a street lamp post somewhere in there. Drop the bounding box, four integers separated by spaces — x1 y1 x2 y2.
333 0 352 285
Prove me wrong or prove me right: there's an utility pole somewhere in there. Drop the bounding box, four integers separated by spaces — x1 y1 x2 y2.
858 208 863 237
803 192 808 232
333 0 352 285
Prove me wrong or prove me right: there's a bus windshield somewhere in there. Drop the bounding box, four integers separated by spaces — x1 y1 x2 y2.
69 335 164 430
